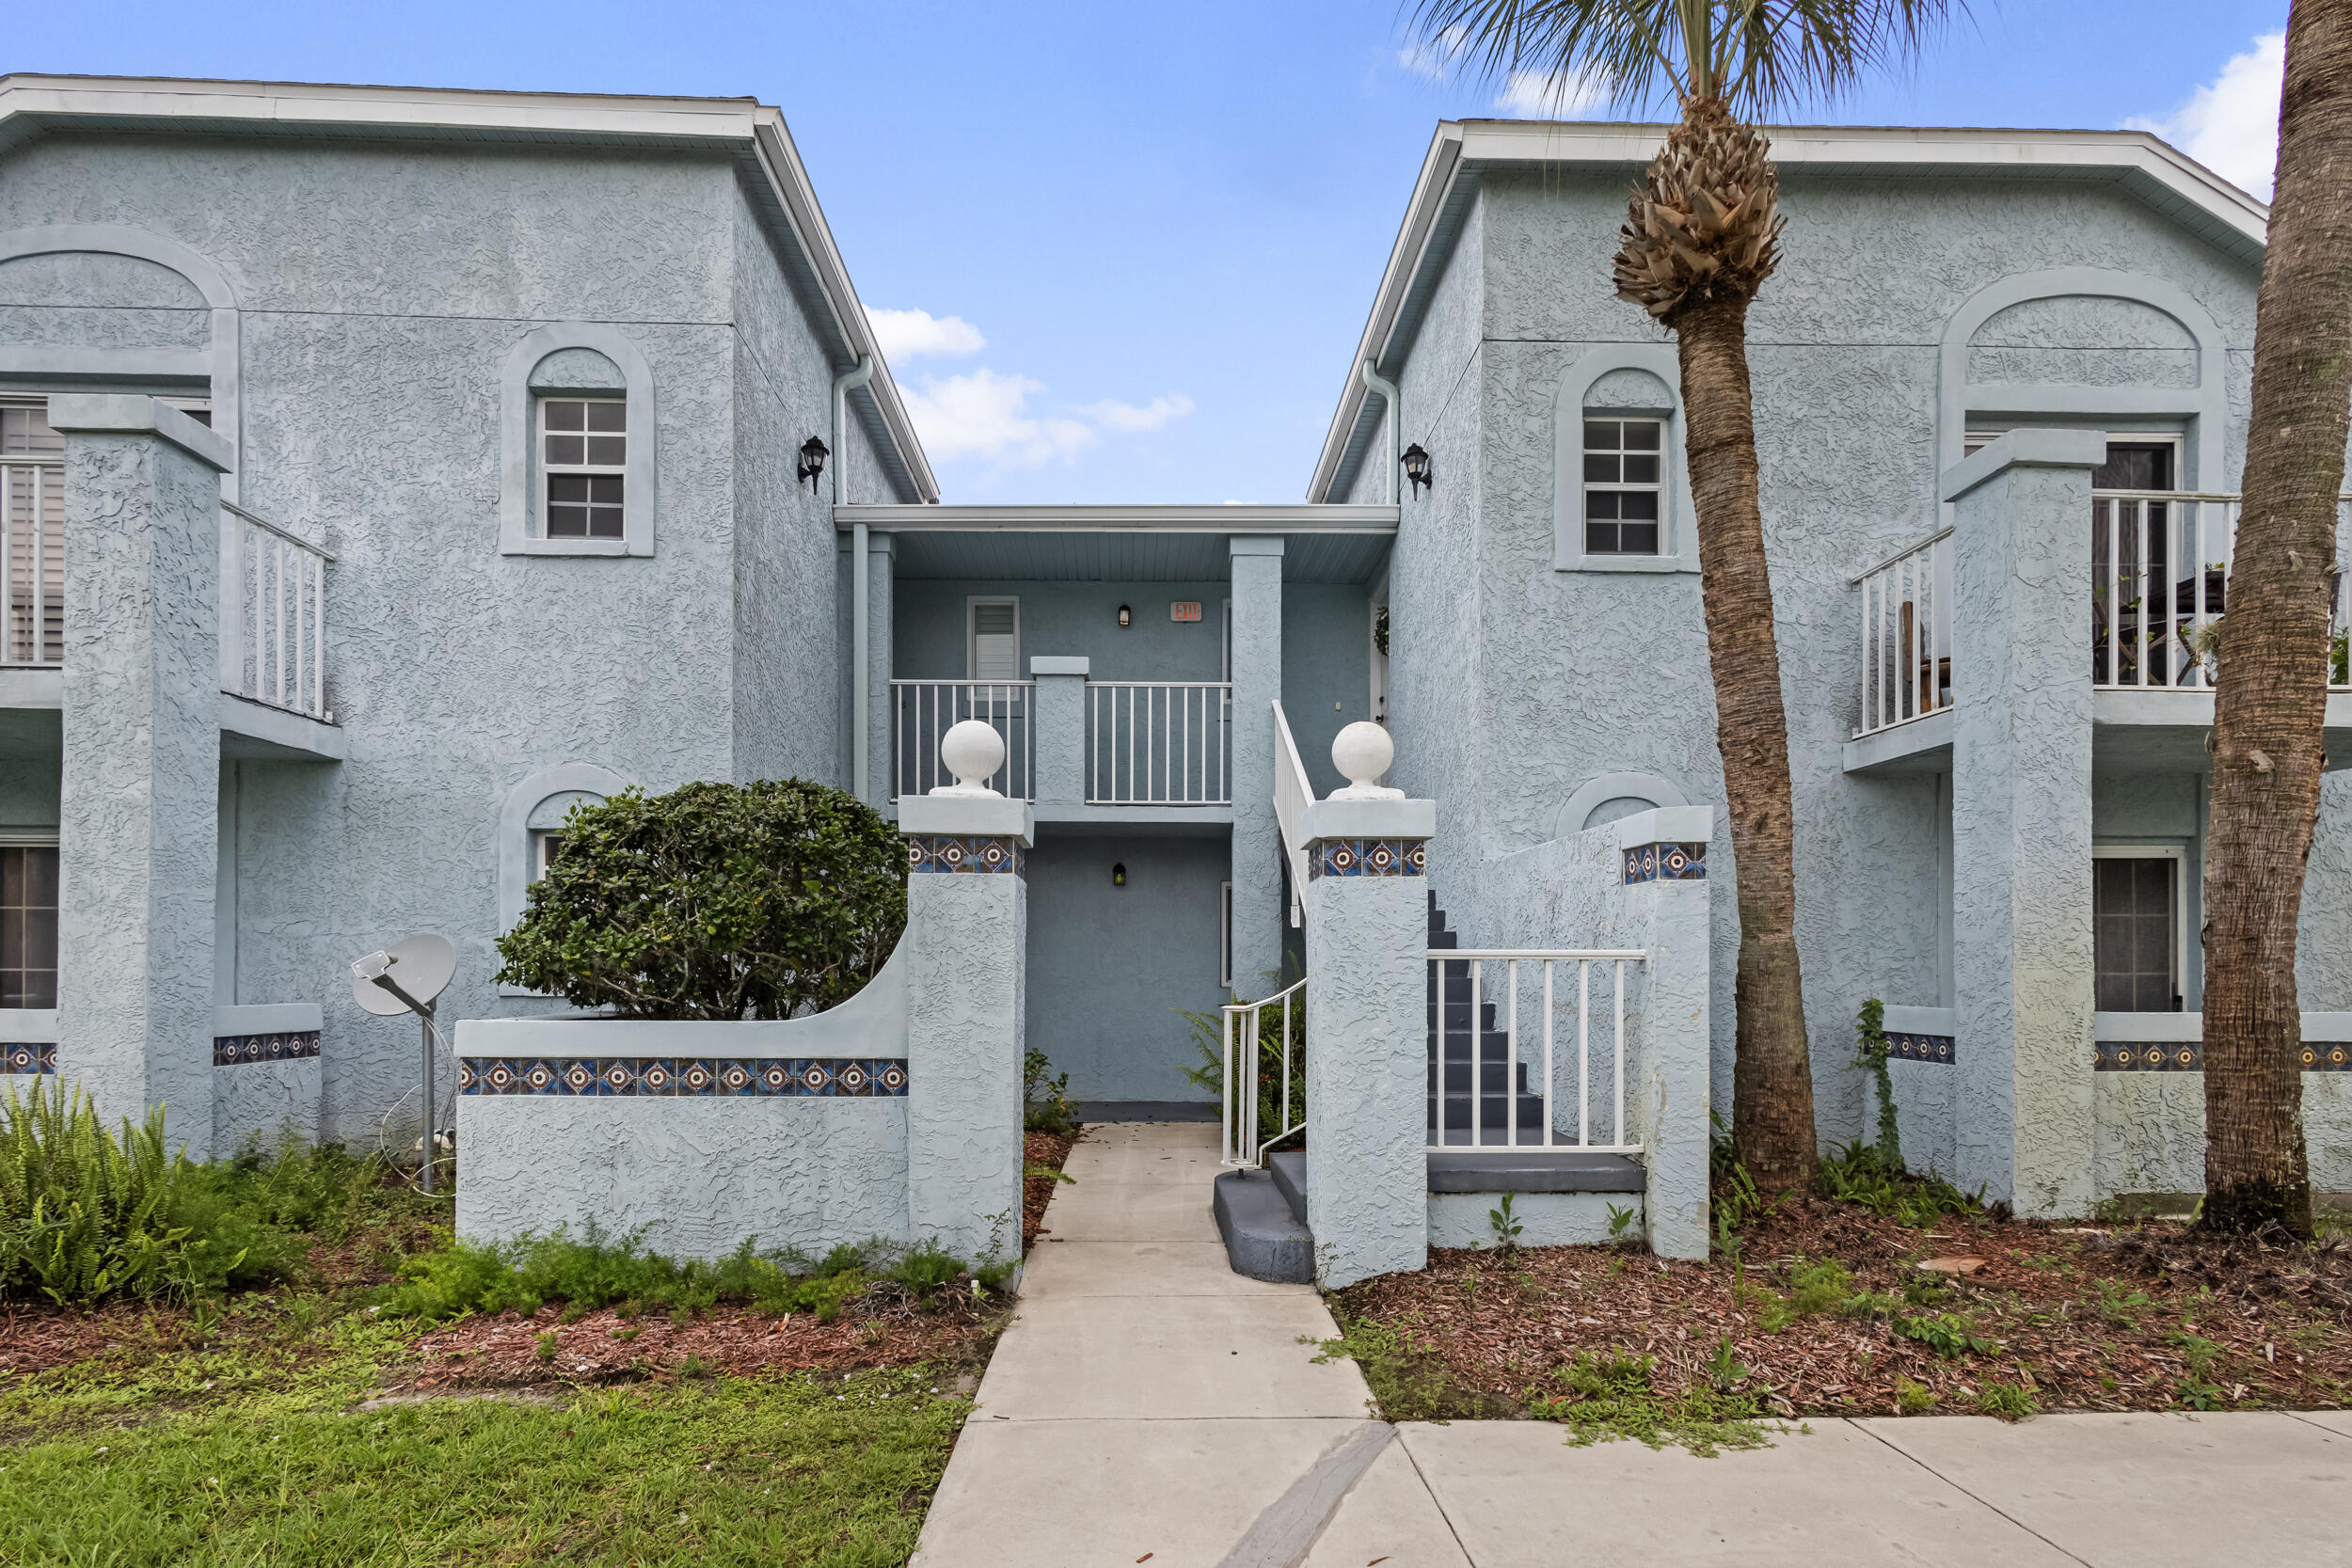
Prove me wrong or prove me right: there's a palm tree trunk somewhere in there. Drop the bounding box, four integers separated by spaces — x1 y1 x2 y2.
2201 0 2352 1239
1676 291 1819 1197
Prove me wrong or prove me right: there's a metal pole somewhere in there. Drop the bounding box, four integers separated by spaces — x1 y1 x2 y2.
421 1004 437 1194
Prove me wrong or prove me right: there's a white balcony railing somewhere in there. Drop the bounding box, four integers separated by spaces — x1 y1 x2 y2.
1428 950 1645 1152
891 679 1032 800
1 459 63 667
223 503 332 721
1271 700 1313 927
1088 681 1231 804
1852 528 1952 737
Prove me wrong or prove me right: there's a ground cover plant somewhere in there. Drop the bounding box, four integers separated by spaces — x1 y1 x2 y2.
1326 1149 2352 1442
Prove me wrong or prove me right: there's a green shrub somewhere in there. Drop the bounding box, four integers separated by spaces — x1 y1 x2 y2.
1819 1141 1983 1229
1894 1376 1940 1414
493 779 906 1020
1974 1380 2038 1419
1180 972 1305 1154
1023 1048 1082 1136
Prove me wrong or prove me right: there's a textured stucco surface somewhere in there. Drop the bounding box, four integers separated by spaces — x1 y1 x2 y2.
1229 542 1285 994
903 851 1025 1265
1426 1191 1624 1249
0 131 908 1153
55 419 220 1155
213 1057 323 1155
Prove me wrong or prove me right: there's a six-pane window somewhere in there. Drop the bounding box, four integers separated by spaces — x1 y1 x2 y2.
541 398 626 539
2093 855 2179 1012
1583 419 1662 555
0 846 58 1008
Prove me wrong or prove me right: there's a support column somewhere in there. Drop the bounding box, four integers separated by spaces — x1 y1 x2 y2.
50 395 230 1158
1302 725 1435 1289
1230 535 1284 993
1613 807 1715 1259
1947 429 2103 1217
898 731 1033 1265
1029 656 1089 806
852 527 895 810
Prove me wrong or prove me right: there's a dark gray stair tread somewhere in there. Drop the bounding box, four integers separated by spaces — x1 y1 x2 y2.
1213 1170 1314 1283
1075 1100 1218 1123
1267 1148 1309 1227
1425 1150 1646 1193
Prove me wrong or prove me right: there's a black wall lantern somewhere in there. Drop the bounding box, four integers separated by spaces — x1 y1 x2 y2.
1111 862 1127 887
1117 604 1133 628
1401 443 1434 498
797 436 829 494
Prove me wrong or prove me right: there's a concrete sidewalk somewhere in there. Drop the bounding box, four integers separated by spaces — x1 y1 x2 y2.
912 1124 2352 1567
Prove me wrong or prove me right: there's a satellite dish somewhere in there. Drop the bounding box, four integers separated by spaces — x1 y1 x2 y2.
351 933 456 1018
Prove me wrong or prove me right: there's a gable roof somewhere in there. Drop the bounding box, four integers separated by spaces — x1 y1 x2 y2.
0 73 939 503
1310 119 2272 503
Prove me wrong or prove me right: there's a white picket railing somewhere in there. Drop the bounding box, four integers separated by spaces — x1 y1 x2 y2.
1088 680 1231 804
0 460 63 667
891 680 1032 800
1427 950 1645 1151
2092 491 2235 690
1218 974 1305 1169
1271 699 1313 927
222 503 332 721
1851 528 1951 737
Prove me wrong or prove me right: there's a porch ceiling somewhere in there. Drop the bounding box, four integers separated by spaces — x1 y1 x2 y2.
883 529 1393 584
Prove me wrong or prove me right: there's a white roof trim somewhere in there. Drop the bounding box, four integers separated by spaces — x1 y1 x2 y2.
0 73 938 502
838 503 1398 533
1310 119 2272 501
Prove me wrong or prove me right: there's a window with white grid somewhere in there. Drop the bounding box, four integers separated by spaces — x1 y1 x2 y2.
1582 419 1662 556
540 398 626 540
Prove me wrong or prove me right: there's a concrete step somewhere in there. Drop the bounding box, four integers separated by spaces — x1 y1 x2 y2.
1212 1169 1314 1283
1268 1148 1308 1227
1425 1148 1646 1192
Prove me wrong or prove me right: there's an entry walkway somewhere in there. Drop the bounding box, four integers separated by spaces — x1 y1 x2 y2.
913 1123 2352 1567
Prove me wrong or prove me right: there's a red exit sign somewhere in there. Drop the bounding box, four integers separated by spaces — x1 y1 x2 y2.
1169 601 1201 622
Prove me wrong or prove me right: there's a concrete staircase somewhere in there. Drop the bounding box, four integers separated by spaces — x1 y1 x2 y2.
1426 897 1549 1146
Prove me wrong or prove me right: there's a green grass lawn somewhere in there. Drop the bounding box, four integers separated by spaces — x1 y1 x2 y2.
0 1364 967 1566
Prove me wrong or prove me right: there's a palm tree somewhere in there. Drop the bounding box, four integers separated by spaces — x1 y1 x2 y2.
1407 0 1957 1196
2200 0 2352 1240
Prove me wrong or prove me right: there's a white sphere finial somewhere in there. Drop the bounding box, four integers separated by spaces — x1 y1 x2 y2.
1328 721 1403 800
933 720 1008 796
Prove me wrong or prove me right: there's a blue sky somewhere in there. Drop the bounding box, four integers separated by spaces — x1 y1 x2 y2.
9 2 2291 503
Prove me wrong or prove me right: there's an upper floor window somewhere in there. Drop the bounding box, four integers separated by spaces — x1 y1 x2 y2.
1583 419 1661 556
0 404 61 458
541 398 627 540
0 402 63 666
968 597 1021 682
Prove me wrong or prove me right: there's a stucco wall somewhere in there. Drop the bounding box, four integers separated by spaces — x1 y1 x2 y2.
894 578 1232 686
1281 583 1374 800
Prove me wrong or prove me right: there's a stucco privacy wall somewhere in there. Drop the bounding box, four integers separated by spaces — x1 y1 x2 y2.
0 129 907 1148
1361 165 2292 1155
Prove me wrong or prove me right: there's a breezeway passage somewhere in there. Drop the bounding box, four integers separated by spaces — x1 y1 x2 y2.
914 1122 2352 1568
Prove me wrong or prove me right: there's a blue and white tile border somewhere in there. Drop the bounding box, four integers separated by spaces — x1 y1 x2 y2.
459 1055 911 1097
1889 1032 1956 1065
1 1042 54 1075
1623 841 1707 884
907 835 1025 876
213 1031 322 1068
1307 838 1426 879
2098 1039 2352 1072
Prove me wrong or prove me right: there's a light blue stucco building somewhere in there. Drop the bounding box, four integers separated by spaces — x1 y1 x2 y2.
0 77 2344 1239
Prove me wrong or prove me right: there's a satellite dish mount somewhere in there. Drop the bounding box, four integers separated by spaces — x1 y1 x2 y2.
351 934 456 1193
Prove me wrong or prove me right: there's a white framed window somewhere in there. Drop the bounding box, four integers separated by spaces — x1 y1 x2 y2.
532 830 564 884
1582 418 1663 555
967 597 1021 682
1220 880 1234 990
0 400 64 666
540 397 627 541
2092 845 2188 1014
0 838 58 1009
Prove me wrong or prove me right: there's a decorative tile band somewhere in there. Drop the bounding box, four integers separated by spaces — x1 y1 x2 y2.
459 1056 910 1098
213 1031 322 1068
1 1042 55 1075
1888 1033 1955 1065
1307 838 1427 879
2099 1040 2352 1072
1623 842 1707 884
907 835 1025 875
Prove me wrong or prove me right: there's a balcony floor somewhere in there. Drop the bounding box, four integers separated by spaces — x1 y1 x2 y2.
0 668 343 761
1844 693 2352 776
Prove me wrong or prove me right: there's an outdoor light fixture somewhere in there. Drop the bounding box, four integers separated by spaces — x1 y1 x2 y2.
1117 604 1133 628
1401 443 1433 497
797 436 829 494
1112 862 1127 886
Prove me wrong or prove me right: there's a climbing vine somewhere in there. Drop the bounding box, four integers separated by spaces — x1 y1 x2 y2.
1851 999 1903 1172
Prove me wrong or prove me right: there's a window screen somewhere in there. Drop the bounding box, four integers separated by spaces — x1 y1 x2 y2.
0 846 58 1008
2094 857 2178 1012
970 600 1019 681
1583 419 1662 555
541 398 626 540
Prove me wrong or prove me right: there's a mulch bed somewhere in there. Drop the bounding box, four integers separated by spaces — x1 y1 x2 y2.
1332 1197 2352 1418
1023 1127 1080 1251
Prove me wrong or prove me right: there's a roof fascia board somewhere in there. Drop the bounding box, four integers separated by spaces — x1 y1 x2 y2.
837 503 1398 533
1309 118 2271 500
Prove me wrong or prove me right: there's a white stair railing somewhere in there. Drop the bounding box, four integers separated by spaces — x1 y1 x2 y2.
1427 949 1646 1151
222 502 331 721
1271 700 1312 927
1087 680 1231 803
1219 974 1305 1169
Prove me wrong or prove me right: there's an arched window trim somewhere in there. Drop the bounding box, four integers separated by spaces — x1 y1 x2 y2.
498 324 659 558
1553 769 1692 841
1552 344 1700 575
497 763 631 997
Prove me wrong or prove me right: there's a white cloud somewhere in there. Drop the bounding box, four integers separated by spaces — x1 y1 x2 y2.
1397 26 1466 80
866 306 985 361
1494 65 1611 119
1073 394 1195 433
2126 32 2283 198
901 369 1092 465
